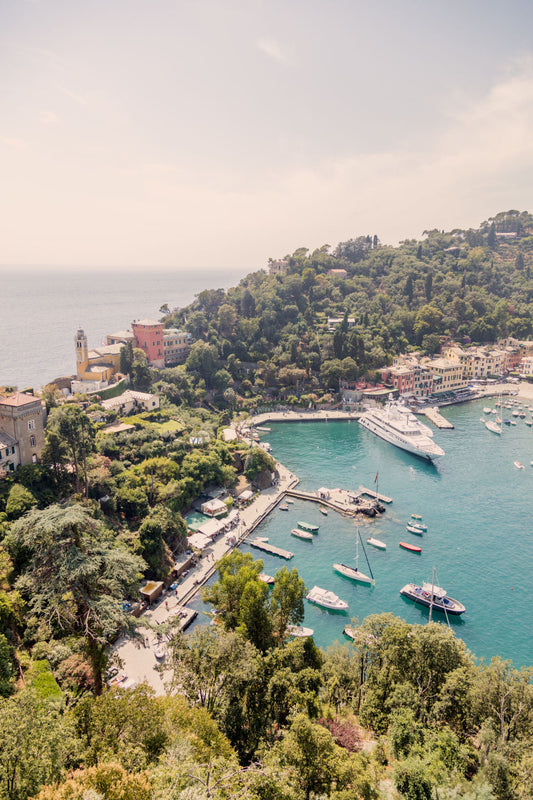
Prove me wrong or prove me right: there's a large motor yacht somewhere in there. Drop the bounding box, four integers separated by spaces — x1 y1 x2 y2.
358 399 445 461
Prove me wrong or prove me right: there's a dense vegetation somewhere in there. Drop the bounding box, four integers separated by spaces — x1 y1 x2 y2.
0 210 532 799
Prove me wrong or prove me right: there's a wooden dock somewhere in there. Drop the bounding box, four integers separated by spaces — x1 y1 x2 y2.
358 486 393 503
423 407 454 429
250 539 294 559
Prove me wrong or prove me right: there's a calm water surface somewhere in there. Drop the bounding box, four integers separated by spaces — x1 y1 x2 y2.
190 400 533 668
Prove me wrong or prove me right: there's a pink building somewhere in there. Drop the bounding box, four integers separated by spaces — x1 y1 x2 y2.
132 319 165 367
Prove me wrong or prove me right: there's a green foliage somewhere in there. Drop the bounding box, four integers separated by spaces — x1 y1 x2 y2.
5 484 37 521
244 447 276 481
27 659 62 700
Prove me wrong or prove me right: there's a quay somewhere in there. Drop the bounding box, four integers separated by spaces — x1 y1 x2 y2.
422 407 454 429
250 538 294 559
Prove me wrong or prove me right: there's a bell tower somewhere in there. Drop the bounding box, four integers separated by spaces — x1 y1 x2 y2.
75 328 88 378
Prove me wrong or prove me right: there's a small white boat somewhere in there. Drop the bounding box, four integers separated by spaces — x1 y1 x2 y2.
306 585 348 611
510 420 517 426
343 626 356 640
483 407 492 414
279 503 289 511
291 528 313 540
286 498 294 504
513 461 525 470
319 506 328 516
333 562 373 584
367 537 387 550
485 419 502 434
287 624 314 638
406 523 424 535
410 515 427 531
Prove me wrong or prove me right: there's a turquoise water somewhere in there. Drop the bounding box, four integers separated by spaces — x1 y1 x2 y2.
191 399 533 668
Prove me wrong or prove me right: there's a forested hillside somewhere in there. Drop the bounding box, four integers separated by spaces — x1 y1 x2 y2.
158 210 533 403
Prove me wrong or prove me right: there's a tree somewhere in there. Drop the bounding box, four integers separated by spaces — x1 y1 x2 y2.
274 713 339 800
0 689 76 800
6 504 146 695
5 484 37 521
394 757 433 800
270 567 306 642
45 405 96 496
131 348 152 391
119 340 134 375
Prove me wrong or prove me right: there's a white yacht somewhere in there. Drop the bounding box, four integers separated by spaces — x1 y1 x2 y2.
358 399 445 461
306 586 348 612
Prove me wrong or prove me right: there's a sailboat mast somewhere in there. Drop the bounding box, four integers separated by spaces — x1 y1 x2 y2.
429 566 435 623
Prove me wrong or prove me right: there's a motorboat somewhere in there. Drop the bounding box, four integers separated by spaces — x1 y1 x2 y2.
319 506 328 515
399 541 422 553
291 528 313 541
343 626 356 640
406 523 424 535
410 515 427 531
287 624 314 638
279 503 289 511
513 461 525 470
367 536 386 550
306 585 348 612
400 579 466 615
358 398 445 461
297 521 319 533
483 407 492 414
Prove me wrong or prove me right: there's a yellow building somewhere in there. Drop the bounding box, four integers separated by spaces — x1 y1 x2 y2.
75 329 123 383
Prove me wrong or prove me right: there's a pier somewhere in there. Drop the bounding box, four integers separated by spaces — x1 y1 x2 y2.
423 407 454 429
357 486 393 503
250 538 294 559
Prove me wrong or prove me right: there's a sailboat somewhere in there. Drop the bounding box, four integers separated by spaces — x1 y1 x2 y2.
333 529 375 585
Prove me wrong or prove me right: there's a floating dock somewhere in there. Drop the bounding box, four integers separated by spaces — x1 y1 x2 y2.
357 486 393 504
250 539 294 559
423 407 454 429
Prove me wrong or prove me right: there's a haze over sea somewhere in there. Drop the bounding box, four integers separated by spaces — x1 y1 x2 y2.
0 268 246 389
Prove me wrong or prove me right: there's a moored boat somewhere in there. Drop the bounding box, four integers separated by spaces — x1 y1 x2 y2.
367 536 386 550
406 523 424 535
279 503 289 511
343 626 356 640
287 624 314 638
297 520 319 533
399 541 422 553
513 461 525 470
291 528 313 540
333 562 373 584
306 585 348 612
400 580 466 615
410 515 427 531
319 506 328 516
358 398 445 461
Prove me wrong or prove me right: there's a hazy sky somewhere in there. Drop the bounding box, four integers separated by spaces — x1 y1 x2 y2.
2 0 533 270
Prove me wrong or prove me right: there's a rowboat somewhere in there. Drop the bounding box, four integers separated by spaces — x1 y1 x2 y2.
291 528 313 540
399 541 422 553
297 521 319 533
287 624 314 638
406 524 424 535
367 537 386 550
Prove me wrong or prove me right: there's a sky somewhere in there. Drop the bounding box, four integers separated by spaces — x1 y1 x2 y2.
2 0 533 271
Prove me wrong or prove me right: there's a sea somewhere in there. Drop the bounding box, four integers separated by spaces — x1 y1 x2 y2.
2 269 532 668
0 268 246 389
188 405 533 669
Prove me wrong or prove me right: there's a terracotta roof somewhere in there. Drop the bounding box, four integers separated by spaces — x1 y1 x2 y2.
0 391 39 407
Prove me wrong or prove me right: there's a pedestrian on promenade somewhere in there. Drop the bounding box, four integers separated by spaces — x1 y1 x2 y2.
165 600 168 610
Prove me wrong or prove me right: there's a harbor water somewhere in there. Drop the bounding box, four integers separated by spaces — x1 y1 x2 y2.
191 399 533 668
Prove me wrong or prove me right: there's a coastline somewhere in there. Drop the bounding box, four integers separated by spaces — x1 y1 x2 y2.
113 386 532 691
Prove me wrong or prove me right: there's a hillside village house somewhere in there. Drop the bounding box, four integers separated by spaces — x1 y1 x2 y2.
100 390 160 415
0 392 46 474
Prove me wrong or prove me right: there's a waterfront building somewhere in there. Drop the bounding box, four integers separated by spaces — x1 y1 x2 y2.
131 319 165 367
163 328 192 365
75 329 123 385
0 391 46 472
426 357 467 393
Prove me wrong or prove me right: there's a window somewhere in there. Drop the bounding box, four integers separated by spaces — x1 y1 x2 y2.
30 435 36 447
11 446 14 454
28 419 35 430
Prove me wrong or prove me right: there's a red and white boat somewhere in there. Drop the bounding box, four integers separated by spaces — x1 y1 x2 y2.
399 541 422 553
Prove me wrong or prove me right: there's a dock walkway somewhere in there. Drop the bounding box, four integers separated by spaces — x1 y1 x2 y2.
357 486 393 503
250 538 294 559
423 407 454 429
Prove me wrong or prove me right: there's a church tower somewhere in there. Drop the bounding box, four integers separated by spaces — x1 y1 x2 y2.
75 328 89 378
